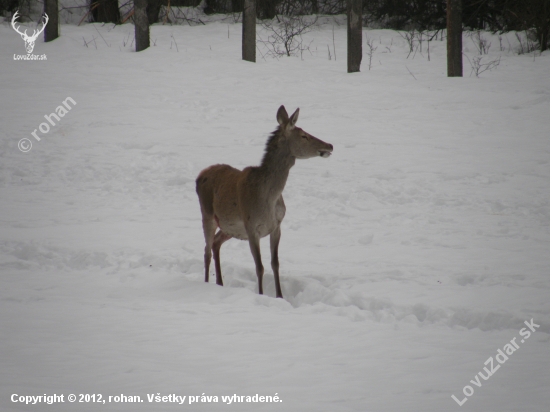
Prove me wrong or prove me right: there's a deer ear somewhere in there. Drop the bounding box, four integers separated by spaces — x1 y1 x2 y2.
289 108 299 128
276 105 289 126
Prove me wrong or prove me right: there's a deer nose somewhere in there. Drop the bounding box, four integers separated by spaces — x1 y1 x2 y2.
328 144 334 151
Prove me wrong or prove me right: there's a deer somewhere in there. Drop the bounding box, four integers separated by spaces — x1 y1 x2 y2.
195 106 333 299
11 11 49 54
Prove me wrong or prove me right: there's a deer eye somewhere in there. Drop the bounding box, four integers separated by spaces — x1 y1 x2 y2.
301 134 307 139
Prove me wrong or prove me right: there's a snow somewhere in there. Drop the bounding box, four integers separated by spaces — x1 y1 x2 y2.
1 14 550 412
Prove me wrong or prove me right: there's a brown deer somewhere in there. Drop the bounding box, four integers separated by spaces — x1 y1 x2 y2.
195 106 333 298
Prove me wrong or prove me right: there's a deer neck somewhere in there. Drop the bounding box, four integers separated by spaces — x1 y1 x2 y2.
258 142 295 198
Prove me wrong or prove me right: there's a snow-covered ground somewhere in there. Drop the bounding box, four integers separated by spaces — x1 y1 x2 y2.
1 15 549 412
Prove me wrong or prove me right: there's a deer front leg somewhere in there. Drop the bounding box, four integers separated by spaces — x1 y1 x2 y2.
270 226 283 298
247 233 265 295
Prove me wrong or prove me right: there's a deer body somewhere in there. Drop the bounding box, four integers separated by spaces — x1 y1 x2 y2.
196 106 333 298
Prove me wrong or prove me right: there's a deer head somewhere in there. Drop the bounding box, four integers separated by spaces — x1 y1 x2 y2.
12 11 49 54
276 105 333 159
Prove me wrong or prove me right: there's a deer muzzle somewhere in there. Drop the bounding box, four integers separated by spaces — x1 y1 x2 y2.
319 143 333 158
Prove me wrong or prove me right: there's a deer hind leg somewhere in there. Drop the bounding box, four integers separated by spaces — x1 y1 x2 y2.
212 230 232 286
247 234 265 295
201 217 216 283
270 226 283 298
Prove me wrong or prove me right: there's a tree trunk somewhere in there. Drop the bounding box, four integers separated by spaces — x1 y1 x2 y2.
534 2 549 52
312 0 319 15
232 0 244 13
135 0 149 52
257 0 276 19
447 0 462 77
242 0 256 62
146 0 163 24
541 28 549 52
92 0 121 24
44 0 58 42
347 0 362 73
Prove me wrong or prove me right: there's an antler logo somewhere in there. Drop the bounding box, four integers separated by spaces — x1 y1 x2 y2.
12 11 49 54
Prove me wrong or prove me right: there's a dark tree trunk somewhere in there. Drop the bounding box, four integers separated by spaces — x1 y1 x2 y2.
44 0 58 42
311 0 319 15
533 0 550 52
447 0 462 77
232 0 244 13
135 0 149 51
242 0 256 62
541 29 549 52
147 0 163 24
91 0 121 24
257 0 276 19
347 0 362 73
